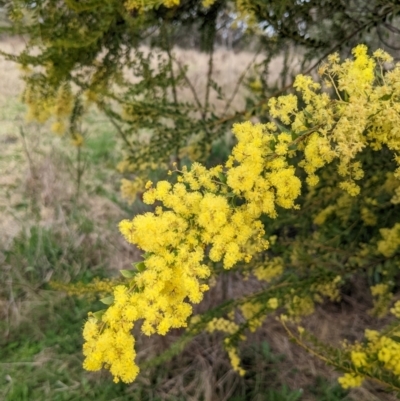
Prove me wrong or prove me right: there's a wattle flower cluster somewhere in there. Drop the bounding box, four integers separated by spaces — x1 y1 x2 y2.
84 120 303 382
82 45 400 386
337 324 400 389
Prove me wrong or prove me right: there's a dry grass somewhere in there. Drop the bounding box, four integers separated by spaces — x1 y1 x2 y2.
0 38 28 246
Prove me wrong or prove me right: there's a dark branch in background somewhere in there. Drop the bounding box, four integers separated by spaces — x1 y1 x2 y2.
202 44 214 120
222 45 262 117
102 107 133 151
252 0 398 56
384 22 400 35
163 24 178 105
174 56 203 111
377 23 400 51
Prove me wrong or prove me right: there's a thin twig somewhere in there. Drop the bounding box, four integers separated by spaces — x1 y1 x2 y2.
164 25 178 105
19 127 37 178
377 23 400 51
174 56 203 111
163 24 181 167
384 21 400 35
281 320 400 394
202 44 215 120
222 46 262 117
103 109 133 150
75 145 82 200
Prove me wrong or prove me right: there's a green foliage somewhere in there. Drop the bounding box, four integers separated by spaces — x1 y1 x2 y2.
2 0 399 205
310 377 351 401
3 225 99 287
0 221 106 400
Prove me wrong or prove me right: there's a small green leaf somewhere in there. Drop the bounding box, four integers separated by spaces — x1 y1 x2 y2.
379 93 392 101
120 269 136 278
276 122 292 134
92 309 106 321
100 296 114 305
373 269 381 284
391 335 400 343
218 172 227 184
296 129 310 137
303 109 313 120
136 262 146 272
